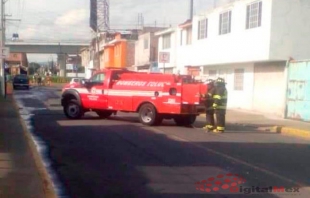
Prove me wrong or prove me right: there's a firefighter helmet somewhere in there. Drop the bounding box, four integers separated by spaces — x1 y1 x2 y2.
215 77 226 86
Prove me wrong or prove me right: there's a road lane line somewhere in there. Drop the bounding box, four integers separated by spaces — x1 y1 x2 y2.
149 127 308 189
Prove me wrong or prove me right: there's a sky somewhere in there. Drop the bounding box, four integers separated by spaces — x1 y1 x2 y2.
5 0 230 62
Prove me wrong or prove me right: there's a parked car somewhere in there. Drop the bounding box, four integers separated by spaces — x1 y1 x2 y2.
13 74 30 90
69 78 83 85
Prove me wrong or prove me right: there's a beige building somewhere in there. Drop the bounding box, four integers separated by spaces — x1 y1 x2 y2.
134 27 166 72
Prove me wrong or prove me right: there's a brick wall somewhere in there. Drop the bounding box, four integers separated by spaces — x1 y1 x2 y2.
5 53 28 68
5 53 22 62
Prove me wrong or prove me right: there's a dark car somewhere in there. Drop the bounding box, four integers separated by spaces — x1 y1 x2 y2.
13 74 30 90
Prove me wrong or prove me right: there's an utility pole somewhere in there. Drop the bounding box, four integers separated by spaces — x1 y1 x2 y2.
1 0 21 98
97 30 100 70
1 0 6 98
190 0 194 20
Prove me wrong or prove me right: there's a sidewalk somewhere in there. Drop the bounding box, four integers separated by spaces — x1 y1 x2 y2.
0 96 56 198
202 109 310 139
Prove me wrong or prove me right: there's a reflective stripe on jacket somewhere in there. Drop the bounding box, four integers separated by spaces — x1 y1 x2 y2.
212 86 227 110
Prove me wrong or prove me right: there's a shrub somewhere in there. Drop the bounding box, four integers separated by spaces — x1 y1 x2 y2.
28 75 72 84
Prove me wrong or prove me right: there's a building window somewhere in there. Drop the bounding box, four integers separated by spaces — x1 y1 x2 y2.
180 30 183 46
209 70 217 77
198 19 208 39
246 1 262 29
144 38 149 49
219 11 232 35
186 27 192 45
162 34 171 49
234 68 244 90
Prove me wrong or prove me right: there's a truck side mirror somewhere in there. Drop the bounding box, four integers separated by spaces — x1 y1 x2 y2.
81 79 89 86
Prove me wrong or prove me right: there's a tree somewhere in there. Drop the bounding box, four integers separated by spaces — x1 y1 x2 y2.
28 62 41 75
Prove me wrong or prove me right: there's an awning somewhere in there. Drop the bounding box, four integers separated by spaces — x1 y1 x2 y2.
155 28 176 36
179 19 192 29
136 64 150 70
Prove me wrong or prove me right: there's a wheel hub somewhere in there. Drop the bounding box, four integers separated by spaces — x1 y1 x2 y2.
141 108 153 123
68 104 79 116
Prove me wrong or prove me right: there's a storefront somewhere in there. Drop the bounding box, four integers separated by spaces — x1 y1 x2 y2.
186 66 201 76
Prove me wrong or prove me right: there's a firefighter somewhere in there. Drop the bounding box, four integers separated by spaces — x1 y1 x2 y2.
202 79 216 132
212 77 228 133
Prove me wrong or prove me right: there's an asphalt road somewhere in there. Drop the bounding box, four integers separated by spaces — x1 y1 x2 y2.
13 86 310 198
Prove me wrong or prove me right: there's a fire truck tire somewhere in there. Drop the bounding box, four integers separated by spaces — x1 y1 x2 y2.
96 111 113 119
63 99 83 119
174 115 196 126
138 103 160 126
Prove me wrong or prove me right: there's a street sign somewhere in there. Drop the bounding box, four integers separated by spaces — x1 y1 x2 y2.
0 47 10 58
159 52 170 63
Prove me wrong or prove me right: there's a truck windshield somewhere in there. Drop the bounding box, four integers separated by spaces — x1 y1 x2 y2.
90 73 105 83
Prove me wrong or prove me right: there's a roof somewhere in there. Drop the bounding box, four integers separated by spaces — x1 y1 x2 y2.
154 27 177 36
179 19 192 28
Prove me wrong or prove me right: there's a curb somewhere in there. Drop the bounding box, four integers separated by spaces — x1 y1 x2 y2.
270 126 310 139
12 96 58 198
199 115 310 139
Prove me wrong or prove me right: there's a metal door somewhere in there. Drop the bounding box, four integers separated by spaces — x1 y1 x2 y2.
286 61 310 121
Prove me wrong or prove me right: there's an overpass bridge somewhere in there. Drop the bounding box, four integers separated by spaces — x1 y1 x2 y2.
5 40 90 77
5 40 90 54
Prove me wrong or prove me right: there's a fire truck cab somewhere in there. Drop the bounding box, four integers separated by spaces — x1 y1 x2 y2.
61 68 208 126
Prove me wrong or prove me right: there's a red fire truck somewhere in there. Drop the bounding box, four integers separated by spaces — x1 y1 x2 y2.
61 68 208 126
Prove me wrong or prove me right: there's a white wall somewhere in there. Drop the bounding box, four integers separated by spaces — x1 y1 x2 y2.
157 29 178 73
178 0 273 67
67 73 86 78
252 62 286 117
203 63 254 109
176 28 195 74
85 60 94 79
135 33 151 66
270 0 310 60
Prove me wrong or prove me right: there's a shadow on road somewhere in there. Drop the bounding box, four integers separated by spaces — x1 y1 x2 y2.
27 106 310 198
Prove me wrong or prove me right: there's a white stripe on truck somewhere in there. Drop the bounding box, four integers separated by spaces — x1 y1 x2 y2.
65 88 182 97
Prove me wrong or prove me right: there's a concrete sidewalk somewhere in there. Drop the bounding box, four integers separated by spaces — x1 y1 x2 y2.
0 96 56 198
202 109 310 139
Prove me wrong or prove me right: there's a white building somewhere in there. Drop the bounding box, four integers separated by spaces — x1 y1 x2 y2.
155 28 179 74
134 32 160 72
157 0 310 117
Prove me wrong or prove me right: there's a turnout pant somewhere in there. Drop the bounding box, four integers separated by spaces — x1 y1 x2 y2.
205 109 215 130
215 109 226 131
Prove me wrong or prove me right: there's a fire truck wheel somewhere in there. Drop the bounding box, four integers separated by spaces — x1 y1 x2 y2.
174 115 196 126
139 103 159 126
64 99 83 119
96 111 113 119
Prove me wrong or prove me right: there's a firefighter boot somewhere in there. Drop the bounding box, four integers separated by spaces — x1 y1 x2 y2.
213 126 224 133
203 125 214 132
